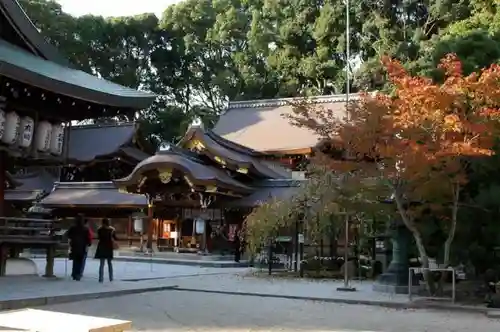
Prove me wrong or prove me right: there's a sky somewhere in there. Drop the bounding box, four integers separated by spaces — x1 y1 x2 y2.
55 0 178 17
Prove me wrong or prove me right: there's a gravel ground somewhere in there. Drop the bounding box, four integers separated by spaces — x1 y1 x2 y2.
41 289 500 332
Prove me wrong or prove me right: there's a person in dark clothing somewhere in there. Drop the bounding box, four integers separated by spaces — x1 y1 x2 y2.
80 218 93 277
234 231 241 263
95 218 118 283
67 215 91 281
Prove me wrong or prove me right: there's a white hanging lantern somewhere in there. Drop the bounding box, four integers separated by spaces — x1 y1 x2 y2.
35 121 52 152
49 123 64 155
195 218 205 235
18 116 34 148
2 112 20 145
133 217 143 233
0 108 6 141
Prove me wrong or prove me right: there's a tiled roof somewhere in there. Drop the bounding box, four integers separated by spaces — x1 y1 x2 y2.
39 181 147 207
213 94 360 153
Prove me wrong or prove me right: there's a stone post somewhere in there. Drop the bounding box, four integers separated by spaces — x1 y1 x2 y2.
373 219 417 294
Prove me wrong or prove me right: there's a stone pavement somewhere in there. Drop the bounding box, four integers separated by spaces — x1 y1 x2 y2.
166 273 498 315
32 258 248 281
0 259 249 311
113 255 248 268
41 290 500 331
2 259 498 317
170 273 411 306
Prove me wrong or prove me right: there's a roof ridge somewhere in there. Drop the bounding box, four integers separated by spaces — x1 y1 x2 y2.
70 121 136 130
54 181 117 189
1 0 71 66
205 129 263 157
227 93 363 110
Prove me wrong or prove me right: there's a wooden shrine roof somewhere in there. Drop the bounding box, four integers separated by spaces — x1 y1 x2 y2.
66 122 151 164
5 171 21 189
5 169 57 202
213 94 361 155
39 181 147 208
178 123 290 179
0 0 69 65
114 148 253 195
0 39 156 109
227 179 303 208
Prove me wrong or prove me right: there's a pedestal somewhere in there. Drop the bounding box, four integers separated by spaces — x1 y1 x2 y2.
43 246 55 278
373 222 417 294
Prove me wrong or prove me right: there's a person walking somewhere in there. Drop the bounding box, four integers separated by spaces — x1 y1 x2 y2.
80 218 93 278
67 215 91 281
233 230 241 263
95 218 118 283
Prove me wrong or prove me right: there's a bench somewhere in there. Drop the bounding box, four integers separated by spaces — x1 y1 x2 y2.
0 309 132 332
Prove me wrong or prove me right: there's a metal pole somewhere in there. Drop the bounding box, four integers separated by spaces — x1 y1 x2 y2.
344 215 349 286
268 239 273 276
337 214 356 291
451 268 456 303
294 218 299 272
408 267 413 301
345 0 350 109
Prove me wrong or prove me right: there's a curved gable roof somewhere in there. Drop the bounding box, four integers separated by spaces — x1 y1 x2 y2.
66 122 139 163
178 124 290 179
0 0 156 110
0 0 69 65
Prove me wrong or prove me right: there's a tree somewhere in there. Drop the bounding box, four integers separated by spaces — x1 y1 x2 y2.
291 53 500 292
243 162 388 258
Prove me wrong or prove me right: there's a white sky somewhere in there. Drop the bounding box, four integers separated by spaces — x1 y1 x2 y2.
55 0 179 17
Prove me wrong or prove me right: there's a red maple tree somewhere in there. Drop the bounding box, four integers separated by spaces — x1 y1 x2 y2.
291 54 500 281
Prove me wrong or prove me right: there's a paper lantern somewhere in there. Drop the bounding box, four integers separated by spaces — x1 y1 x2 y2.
18 116 34 148
195 218 205 235
133 218 143 233
49 123 64 155
0 108 6 141
2 112 20 145
35 121 52 152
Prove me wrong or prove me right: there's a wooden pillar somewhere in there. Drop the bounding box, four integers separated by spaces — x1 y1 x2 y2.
0 246 6 276
156 219 163 251
0 151 4 219
127 216 132 247
0 152 6 276
146 197 153 251
43 246 55 278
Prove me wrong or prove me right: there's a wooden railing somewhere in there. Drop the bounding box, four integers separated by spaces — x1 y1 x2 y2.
0 217 64 245
0 217 67 277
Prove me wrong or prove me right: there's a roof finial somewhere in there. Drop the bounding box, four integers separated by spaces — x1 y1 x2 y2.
191 117 203 128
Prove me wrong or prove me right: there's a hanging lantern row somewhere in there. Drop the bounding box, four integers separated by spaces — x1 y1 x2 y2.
0 107 65 156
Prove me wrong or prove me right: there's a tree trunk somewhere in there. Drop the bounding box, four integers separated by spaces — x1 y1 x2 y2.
443 184 460 267
438 183 460 293
393 191 435 294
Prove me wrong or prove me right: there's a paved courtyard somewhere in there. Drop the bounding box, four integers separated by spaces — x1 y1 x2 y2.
0 260 248 304
41 290 500 332
33 258 248 281
168 273 411 305
2 260 499 331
